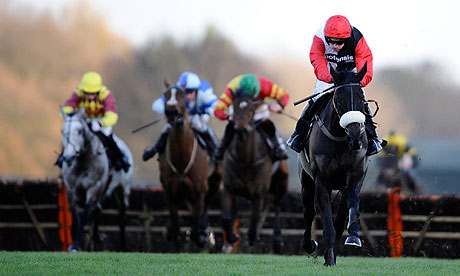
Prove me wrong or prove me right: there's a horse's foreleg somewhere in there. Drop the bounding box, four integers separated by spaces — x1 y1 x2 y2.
70 203 90 251
314 178 336 266
247 196 263 246
190 193 206 248
345 176 363 247
272 203 283 254
115 186 127 252
166 199 180 253
333 190 348 260
300 170 317 254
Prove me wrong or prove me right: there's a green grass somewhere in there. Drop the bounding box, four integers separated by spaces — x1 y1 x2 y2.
1 252 460 276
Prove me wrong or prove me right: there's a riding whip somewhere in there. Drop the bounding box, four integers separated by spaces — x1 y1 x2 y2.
293 86 336 106
132 118 165 133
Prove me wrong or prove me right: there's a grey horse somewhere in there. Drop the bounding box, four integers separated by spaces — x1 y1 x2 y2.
60 106 133 251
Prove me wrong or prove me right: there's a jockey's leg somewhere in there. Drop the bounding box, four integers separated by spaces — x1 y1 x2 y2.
214 121 235 160
196 127 218 158
364 102 386 156
142 125 170 161
287 99 314 153
104 134 130 172
257 119 288 161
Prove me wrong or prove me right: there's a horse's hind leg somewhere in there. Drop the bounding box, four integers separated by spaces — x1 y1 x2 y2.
221 190 239 252
200 168 221 236
247 196 263 246
300 170 318 255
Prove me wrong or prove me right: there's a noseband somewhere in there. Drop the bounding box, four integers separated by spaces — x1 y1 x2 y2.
332 83 366 135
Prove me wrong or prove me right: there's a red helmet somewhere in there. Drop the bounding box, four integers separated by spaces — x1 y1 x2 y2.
324 15 351 39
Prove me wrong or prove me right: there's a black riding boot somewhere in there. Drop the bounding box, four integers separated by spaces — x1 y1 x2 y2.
197 128 219 158
214 121 235 160
364 103 386 156
101 134 130 173
257 120 288 161
287 117 311 153
287 99 314 153
142 128 169 162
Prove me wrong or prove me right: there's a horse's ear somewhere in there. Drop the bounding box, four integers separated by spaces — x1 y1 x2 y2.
78 105 86 116
249 89 256 99
356 62 367 83
330 66 339 85
164 79 170 88
59 105 67 118
230 89 236 99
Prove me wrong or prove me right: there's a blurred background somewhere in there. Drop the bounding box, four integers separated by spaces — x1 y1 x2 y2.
1 0 459 195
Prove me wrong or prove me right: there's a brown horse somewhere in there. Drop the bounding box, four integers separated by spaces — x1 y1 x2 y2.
221 89 289 253
158 82 221 251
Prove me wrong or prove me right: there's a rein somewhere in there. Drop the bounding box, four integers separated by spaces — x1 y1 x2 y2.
166 135 198 175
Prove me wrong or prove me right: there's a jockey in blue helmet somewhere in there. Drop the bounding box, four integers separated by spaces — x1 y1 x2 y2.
142 72 219 161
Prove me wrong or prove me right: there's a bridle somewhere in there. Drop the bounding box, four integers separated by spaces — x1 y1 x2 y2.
332 83 366 136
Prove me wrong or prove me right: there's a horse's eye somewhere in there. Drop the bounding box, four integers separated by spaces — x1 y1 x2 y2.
78 130 82 135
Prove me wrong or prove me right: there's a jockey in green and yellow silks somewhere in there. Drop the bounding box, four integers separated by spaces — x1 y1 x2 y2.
214 74 290 161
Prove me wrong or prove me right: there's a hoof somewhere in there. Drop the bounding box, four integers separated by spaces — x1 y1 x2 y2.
67 245 81 252
248 235 260 247
272 238 284 254
222 242 238 254
323 248 336 266
302 239 318 255
93 231 107 243
344 236 362 247
197 234 208 248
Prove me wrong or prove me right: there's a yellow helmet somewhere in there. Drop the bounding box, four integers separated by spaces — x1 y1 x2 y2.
79 71 102 93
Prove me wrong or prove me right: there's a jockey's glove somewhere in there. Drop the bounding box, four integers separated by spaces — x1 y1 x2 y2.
91 120 102 132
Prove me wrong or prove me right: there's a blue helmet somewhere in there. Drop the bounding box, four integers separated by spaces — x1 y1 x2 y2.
177 72 201 90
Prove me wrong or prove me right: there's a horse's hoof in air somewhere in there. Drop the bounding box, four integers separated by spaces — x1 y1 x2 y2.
302 239 318 255
344 236 362 247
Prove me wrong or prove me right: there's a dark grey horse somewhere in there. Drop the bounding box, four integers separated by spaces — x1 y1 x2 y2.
221 90 288 253
298 64 370 265
60 106 133 251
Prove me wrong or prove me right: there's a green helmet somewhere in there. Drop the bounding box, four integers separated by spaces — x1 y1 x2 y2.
239 74 260 98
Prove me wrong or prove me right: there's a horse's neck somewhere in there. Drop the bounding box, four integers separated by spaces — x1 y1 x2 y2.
232 129 265 163
321 101 346 138
168 124 194 154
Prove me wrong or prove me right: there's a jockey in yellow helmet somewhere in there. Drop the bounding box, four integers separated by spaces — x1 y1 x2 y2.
56 71 130 172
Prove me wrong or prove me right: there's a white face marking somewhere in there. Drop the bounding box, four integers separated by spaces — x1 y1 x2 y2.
167 88 178 106
239 101 248 109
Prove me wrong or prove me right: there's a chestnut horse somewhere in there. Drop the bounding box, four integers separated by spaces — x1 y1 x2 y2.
158 82 221 251
221 89 289 253
298 63 371 265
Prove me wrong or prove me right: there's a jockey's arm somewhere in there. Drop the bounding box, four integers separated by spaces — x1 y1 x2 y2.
214 88 233 121
310 35 333 83
99 92 118 127
152 96 165 115
354 36 373 87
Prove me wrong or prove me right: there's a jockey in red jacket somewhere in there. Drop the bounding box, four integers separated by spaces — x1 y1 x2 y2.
214 74 290 161
287 15 385 156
